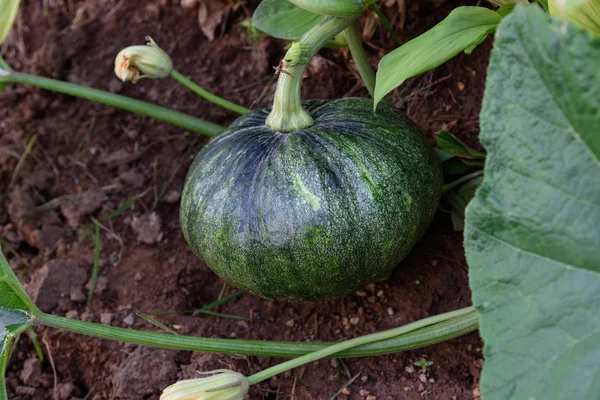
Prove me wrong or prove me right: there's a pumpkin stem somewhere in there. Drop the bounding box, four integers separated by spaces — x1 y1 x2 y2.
266 16 353 133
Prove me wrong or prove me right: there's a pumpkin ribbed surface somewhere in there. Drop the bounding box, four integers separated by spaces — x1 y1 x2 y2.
181 98 442 301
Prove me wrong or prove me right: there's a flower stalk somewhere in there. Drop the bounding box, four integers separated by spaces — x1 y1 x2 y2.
115 37 249 115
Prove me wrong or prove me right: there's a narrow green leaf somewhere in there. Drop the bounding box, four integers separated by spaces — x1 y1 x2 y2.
466 5 600 400
436 131 486 159
253 0 325 40
374 7 501 107
100 198 134 221
0 0 21 45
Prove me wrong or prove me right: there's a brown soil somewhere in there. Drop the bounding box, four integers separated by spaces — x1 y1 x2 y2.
1 1 489 399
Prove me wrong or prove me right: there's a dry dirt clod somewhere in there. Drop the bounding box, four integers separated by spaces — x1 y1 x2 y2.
25 259 88 313
60 190 105 227
419 373 427 383
112 348 179 398
163 189 181 204
100 312 114 325
34 224 64 250
19 358 41 387
130 212 162 244
56 381 76 400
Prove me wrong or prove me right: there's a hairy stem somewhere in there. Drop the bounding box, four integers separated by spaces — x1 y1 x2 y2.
266 16 354 132
170 70 249 115
0 72 223 136
35 307 478 359
344 23 376 97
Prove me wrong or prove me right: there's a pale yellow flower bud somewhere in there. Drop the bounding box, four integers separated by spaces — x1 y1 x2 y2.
0 0 21 45
549 0 600 36
160 369 249 400
114 36 173 83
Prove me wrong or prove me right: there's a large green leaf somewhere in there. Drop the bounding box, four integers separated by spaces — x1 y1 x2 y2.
252 0 325 40
374 7 501 107
0 248 36 399
465 5 600 400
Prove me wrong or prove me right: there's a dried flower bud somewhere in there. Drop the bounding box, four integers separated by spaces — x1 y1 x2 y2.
160 369 249 400
549 0 600 36
114 36 173 83
0 0 21 45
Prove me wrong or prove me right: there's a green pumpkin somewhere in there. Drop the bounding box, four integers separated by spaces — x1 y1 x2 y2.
180 98 442 302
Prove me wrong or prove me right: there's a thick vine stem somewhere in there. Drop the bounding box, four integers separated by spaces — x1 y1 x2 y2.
34 307 478 358
266 16 354 132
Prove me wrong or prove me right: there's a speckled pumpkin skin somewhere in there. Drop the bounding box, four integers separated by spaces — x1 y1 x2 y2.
180 98 442 302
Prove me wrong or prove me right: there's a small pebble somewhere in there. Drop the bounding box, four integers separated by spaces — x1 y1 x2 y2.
366 396 377 400
403 386 411 392
341 388 351 395
350 316 360 325
65 310 79 320
429 378 435 383
359 389 370 396
69 288 86 303
286 319 295 327
387 307 394 316
361 375 368 383
100 313 114 325
405 366 414 374
81 311 95 322
122 313 135 326
419 374 427 383
418 383 425 392
457 81 465 91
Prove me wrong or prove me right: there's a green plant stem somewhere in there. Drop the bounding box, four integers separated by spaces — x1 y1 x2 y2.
0 72 223 136
371 3 403 45
266 16 354 132
442 170 484 193
27 328 44 362
35 307 477 358
170 70 249 115
0 56 11 71
246 307 475 384
344 23 376 97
